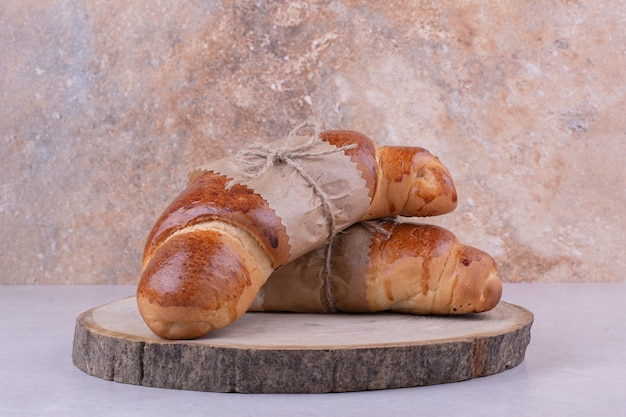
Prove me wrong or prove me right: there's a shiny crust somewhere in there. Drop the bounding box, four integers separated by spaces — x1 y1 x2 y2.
142 171 289 270
368 222 502 314
138 226 272 339
367 222 457 312
140 230 250 310
368 147 458 218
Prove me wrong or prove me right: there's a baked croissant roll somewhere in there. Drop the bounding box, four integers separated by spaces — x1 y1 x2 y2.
137 128 458 339
249 221 502 315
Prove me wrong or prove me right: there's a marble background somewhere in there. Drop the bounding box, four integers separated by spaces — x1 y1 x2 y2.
1 1 624 285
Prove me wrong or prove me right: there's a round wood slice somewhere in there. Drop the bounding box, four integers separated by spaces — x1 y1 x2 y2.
72 297 533 393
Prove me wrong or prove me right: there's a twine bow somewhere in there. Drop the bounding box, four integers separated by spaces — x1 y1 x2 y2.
231 121 356 181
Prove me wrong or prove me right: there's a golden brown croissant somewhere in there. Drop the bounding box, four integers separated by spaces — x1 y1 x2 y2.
249 221 502 315
137 129 458 339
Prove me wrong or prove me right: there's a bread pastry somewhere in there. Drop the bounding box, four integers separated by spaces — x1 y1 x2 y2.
249 220 502 315
137 128 458 339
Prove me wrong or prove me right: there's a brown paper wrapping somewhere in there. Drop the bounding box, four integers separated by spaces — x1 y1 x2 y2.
251 222 374 312
192 135 372 262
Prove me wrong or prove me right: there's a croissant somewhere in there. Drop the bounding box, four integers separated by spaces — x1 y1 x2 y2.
249 221 502 315
137 129 458 339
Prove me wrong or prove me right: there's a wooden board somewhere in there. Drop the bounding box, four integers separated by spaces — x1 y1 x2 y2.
72 297 533 393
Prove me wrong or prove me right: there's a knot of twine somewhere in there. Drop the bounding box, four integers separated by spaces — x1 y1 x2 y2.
361 218 397 239
231 121 356 182
229 121 357 312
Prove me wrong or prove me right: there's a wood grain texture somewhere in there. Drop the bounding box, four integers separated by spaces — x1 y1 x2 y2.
72 297 533 393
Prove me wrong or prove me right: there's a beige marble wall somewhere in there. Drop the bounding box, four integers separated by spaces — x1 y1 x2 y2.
2 1 624 284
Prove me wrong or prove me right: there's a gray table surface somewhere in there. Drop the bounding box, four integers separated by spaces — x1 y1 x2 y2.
1 282 624 417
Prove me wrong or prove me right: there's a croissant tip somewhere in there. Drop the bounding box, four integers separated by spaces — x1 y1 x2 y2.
478 270 503 312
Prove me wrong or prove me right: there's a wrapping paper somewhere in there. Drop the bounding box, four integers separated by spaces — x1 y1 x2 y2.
192 134 372 262
252 222 374 312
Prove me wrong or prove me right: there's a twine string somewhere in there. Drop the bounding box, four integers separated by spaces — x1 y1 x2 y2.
318 233 341 313
361 218 397 239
